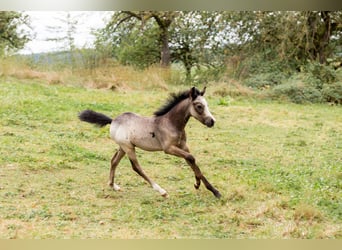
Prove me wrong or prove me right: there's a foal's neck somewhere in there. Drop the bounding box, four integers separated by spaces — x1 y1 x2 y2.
165 98 191 130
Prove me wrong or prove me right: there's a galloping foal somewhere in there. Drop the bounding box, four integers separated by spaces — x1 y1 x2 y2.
79 87 221 198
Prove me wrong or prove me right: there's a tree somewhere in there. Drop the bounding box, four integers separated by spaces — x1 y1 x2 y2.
46 12 78 51
96 11 342 82
105 11 177 67
223 11 342 67
97 11 229 80
0 11 31 56
305 11 341 64
170 11 229 81
45 12 78 70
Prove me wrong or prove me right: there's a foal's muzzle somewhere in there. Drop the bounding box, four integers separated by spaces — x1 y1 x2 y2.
205 117 215 128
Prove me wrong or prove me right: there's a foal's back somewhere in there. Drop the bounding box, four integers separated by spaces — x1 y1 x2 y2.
110 112 162 151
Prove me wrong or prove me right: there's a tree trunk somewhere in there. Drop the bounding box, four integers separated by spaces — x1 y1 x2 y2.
184 62 192 81
318 11 331 64
151 12 173 67
160 27 171 67
306 11 319 61
306 11 332 64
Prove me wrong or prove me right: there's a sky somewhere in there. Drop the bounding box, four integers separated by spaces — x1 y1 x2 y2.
18 11 113 54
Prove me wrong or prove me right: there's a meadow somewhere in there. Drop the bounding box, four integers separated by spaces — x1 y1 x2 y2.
0 76 341 238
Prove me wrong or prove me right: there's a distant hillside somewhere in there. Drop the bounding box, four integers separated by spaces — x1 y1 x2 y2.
14 49 99 69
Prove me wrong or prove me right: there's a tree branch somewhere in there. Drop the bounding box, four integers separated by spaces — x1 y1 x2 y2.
121 11 143 20
0 34 17 48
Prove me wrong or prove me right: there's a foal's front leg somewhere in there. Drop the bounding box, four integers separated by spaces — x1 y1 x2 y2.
165 145 221 198
181 145 201 189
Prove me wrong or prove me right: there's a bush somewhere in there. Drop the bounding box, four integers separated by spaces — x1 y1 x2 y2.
302 62 337 89
302 86 324 103
271 78 323 104
243 72 287 89
237 53 290 89
269 65 342 104
322 82 342 104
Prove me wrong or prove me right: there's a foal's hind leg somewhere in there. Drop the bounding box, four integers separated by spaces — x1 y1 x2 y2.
124 147 168 197
109 148 125 191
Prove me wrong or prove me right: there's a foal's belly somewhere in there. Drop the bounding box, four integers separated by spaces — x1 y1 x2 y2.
110 112 162 151
130 132 162 151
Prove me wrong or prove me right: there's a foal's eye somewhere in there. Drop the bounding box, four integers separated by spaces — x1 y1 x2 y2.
195 104 204 113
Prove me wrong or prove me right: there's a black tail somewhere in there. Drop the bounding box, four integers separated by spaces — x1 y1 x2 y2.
78 109 112 127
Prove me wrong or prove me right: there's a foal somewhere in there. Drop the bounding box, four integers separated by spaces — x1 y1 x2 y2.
79 87 221 198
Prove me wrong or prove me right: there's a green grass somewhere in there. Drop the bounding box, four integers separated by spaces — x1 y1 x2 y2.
0 78 341 238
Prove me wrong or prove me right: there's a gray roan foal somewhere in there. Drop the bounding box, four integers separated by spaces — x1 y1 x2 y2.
78 87 221 198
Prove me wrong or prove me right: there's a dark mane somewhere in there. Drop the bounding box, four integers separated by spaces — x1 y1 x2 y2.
154 90 190 116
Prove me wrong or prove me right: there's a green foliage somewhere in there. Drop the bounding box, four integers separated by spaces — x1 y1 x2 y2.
269 64 342 104
169 11 228 81
224 11 342 104
271 80 323 104
93 11 342 89
0 11 31 56
96 11 229 79
96 11 175 68
239 53 290 89
224 11 342 68
243 72 287 89
115 27 160 69
322 81 342 104
302 61 337 88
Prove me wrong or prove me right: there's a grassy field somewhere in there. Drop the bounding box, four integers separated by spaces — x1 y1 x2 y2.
0 77 341 238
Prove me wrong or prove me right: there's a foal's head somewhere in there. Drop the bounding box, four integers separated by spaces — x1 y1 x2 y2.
188 87 216 128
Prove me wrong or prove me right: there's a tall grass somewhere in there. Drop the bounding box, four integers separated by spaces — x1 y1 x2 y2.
1 56 186 91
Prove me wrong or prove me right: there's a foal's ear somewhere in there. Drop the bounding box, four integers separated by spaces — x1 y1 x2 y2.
190 86 201 100
200 86 206 96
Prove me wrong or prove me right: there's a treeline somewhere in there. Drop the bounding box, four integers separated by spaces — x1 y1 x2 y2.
1 11 342 103
94 11 342 104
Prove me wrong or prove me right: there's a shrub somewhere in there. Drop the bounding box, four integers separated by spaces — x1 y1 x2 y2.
243 72 287 89
271 79 323 104
302 62 337 89
302 86 324 103
322 82 342 104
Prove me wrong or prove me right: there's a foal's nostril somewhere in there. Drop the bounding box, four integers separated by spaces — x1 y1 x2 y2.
206 118 215 127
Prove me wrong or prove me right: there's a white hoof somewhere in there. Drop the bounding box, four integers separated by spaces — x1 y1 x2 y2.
113 183 121 191
152 183 167 197
161 191 169 198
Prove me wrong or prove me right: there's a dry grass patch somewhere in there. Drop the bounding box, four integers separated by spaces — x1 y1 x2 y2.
294 204 324 223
